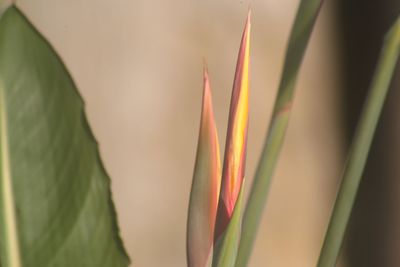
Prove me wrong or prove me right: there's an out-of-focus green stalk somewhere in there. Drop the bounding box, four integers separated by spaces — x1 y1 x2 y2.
234 1 323 266
317 17 400 267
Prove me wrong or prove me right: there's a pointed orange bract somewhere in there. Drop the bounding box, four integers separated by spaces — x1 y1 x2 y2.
187 66 221 267
214 12 251 241
187 12 251 264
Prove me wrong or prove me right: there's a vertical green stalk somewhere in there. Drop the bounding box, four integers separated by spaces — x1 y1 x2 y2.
317 17 400 267
0 85 22 267
235 1 323 266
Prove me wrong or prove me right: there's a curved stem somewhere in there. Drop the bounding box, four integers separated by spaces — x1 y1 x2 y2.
317 17 400 267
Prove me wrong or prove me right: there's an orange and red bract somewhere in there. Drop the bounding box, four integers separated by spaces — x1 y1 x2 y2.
214 12 251 243
187 12 251 266
187 67 221 267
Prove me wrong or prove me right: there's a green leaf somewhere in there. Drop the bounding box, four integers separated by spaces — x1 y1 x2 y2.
316 16 400 267
0 1 12 16
235 1 323 266
212 183 245 267
0 6 129 267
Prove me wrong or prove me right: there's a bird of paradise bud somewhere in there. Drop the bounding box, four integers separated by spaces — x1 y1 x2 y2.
187 67 221 267
187 12 250 267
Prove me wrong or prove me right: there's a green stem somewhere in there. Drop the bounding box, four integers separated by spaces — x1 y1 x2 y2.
234 1 323 266
317 16 400 267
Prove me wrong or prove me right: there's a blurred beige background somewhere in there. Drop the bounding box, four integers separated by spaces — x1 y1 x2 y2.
16 1 344 266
